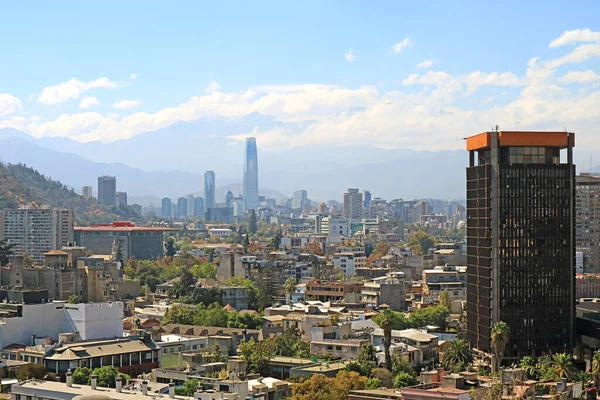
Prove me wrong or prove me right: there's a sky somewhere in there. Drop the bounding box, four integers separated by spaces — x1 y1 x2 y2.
1 0 600 151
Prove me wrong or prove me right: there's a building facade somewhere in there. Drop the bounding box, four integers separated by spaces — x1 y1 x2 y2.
97 176 116 206
194 196 205 218
465 131 575 358
204 170 216 210
343 189 363 220
177 197 187 218
161 197 172 218
576 173 600 273
0 207 74 264
116 192 128 207
243 137 259 211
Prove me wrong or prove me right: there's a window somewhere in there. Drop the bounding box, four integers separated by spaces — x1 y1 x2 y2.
351 347 358 352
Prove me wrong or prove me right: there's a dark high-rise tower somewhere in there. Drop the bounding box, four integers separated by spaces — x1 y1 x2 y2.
243 137 259 211
204 171 216 210
97 176 116 206
466 131 575 359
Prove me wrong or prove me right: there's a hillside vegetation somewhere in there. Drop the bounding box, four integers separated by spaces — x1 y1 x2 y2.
0 163 139 225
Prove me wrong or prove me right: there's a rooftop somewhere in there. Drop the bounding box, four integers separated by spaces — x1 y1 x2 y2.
466 131 574 151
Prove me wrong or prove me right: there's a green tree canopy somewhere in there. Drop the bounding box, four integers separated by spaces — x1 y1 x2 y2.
439 289 452 310
290 371 367 400
442 340 473 373
407 230 435 255
346 343 379 377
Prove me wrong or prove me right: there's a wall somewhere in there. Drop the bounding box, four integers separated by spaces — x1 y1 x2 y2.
130 233 164 259
380 284 406 311
0 302 124 350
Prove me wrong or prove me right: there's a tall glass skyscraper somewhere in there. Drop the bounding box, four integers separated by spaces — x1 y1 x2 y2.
243 137 259 211
204 171 216 210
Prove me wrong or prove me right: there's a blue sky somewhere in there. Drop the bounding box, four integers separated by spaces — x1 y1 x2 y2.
1 1 600 150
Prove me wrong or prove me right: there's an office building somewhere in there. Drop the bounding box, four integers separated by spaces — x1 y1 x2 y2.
177 197 187 218
186 193 195 216
466 130 575 358
207 207 233 224
293 189 308 210
363 190 372 209
225 190 234 207
97 176 117 206
243 137 259 211
116 191 128 207
82 186 93 199
161 197 172 218
343 188 363 220
204 170 216 210
194 196 205 218
576 173 600 272
75 221 177 260
0 207 74 264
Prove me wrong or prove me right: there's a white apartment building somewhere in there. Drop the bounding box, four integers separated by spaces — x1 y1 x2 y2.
0 207 74 264
316 216 350 244
208 228 232 238
332 249 366 276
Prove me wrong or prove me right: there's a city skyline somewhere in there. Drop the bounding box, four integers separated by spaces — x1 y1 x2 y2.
243 137 259 211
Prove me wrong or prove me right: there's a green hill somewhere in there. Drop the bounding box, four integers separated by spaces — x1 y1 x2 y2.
0 163 140 225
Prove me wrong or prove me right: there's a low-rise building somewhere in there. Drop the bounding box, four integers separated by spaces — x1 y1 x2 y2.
310 338 370 360
305 281 363 302
372 328 439 368
208 228 232 238
422 265 467 301
361 272 406 311
157 334 208 356
221 286 249 311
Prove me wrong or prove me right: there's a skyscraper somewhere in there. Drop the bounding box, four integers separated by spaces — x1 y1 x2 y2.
194 197 205 218
116 192 128 207
576 173 600 273
204 171 216 210
363 190 372 209
161 197 172 219
186 194 195 216
243 137 259 211
293 190 308 210
97 176 116 206
465 130 575 359
343 188 363 220
177 197 188 219
82 186 93 199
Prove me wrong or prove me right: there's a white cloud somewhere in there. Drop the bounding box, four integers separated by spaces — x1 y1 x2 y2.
0 94 22 116
345 49 356 62
559 70 600 84
129 73 141 80
110 100 143 109
204 81 221 94
6 29 600 152
550 28 600 47
416 60 434 69
79 96 100 109
391 38 413 54
38 77 126 105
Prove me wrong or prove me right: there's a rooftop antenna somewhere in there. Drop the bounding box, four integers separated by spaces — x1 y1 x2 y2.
516 121 520 131
495 124 500 132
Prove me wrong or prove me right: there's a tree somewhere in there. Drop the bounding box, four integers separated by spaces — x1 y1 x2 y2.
371 368 394 388
274 328 310 358
284 277 296 302
394 372 418 388
379 308 394 372
347 343 379 377
409 304 449 330
407 231 435 255
0 239 15 265
114 238 124 262
17 363 47 380
249 210 258 234
176 379 199 396
491 321 510 371
72 367 92 384
243 234 250 253
67 295 79 304
592 349 600 389
94 366 130 388
271 230 282 250
439 289 452 310
290 371 367 400
520 356 539 380
22 252 34 266
190 262 217 279
374 310 411 331
162 304 196 325
368 241 390 264
442 340 473 373
302 242 324 256
225 277 259 310
165 237 176 257
239 338 277 376
551 353 577 381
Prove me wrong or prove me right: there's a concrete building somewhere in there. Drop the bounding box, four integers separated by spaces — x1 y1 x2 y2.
293 190 308 210
343 188 363 220
194 196 205 218
361 272 406 311
206 207 233 224
75 221 177 260
332 248 366 276
116 192 128 207
204 170 216 210
161 197 172 218
576 173 600 272
371 328 439 368
466 130 575 358
221 286 249 311
422 265 467 300
305 281 362 302
82 186 93 199
208 228 232 238
186 194 195 217
0 300 123 352
310 339 369 360
316 216 350 244
157 333 207 356
0 207 74 264
363 190 372 209
97 176 116 206
243 137 259 211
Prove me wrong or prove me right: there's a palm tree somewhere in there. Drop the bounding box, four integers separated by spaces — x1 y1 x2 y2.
592 349 600 388
551 353 577 381
284 277 296 303
379 308 394 372
519 356 539 380
442 340 473 372
491 321 510 371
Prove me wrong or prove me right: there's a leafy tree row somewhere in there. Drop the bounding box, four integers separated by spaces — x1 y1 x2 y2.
161 303 263 329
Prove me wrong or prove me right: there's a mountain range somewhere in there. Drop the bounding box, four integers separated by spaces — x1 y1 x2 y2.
0 115 474 205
